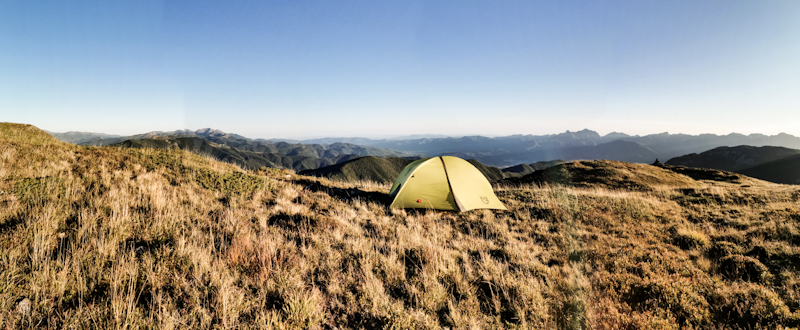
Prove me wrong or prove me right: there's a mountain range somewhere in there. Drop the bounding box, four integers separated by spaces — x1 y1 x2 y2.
110 136 366 172
47 128 800 184
45 130 122 144
293 130 800 167
56 129 413 172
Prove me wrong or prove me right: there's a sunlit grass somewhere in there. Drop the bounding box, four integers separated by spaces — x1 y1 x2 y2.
2 122 800 329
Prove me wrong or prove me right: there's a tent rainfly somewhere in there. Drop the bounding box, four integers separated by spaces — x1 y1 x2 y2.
388 156 507 212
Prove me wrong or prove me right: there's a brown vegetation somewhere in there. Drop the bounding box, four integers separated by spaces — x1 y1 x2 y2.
2 123 800 329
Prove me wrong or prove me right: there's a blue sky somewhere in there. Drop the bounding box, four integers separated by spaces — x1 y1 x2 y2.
2 1 799 139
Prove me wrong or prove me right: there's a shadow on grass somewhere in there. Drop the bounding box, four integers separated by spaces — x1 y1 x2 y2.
661 164 742 183
0 214 25 233
294 178 390 206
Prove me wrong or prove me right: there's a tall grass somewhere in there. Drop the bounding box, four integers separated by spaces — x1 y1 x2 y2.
2 122 800 329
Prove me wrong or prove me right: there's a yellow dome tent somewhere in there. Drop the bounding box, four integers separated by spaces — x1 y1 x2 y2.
388 156 507 212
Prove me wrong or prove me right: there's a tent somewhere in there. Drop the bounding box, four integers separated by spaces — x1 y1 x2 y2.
388 156 507 212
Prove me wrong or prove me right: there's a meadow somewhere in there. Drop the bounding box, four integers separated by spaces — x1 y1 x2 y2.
2 123 800 329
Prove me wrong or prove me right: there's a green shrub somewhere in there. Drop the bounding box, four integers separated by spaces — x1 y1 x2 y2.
13 176 65 204
194 168 264 196
141 151 182 171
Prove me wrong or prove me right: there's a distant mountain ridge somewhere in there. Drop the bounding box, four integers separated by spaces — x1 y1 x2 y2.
45 131 122 144
49 128 800 169
76 128 409 158
49 128 413 172
292 129 800 167
110 136 367 171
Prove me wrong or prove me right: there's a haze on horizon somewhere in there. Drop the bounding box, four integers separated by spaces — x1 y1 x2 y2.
2 1 799 139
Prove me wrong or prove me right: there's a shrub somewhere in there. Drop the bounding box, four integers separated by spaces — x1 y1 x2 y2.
13 176 65 204
718 255 771 284
194 168 264 196
670 226 710 250
708 241 742 259
712 282 797 327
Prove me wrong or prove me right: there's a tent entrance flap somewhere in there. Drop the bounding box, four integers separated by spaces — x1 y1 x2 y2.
439 156 466 212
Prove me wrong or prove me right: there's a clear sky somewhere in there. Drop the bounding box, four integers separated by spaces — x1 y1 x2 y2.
2 1 799 139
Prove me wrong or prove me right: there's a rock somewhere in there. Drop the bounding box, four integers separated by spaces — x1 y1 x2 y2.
17 297 31 315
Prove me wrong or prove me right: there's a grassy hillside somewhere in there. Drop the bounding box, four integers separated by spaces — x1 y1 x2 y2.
3 122 800 329
504 160 707 191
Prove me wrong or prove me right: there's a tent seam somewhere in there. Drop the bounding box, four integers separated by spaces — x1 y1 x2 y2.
440 156 466 212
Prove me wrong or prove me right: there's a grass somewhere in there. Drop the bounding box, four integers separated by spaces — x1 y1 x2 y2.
2 122 800 329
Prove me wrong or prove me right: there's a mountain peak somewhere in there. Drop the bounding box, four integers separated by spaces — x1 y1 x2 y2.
603 132 631 139
195 128 228 136
559 129 600 140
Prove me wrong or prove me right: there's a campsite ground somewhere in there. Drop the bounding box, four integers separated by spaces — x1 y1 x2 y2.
2 122 800 329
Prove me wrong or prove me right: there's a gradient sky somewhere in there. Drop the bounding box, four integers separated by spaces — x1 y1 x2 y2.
2 1 800 139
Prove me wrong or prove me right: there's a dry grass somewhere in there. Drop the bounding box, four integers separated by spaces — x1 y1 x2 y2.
2 122 800 329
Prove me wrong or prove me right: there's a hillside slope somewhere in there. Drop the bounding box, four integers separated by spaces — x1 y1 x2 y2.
110 136 362 171
466 159 507 181
504 160 700 190
3 122 800 329
502 163 535 177
502 160 566 178
531 159 566 170
666 145 800 172
740 154 800 184
299 156 508 184
298 156 414 183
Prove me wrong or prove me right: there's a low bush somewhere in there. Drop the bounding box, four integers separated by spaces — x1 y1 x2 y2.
671 226 710 250
708 241 743 259
718 255 772 284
